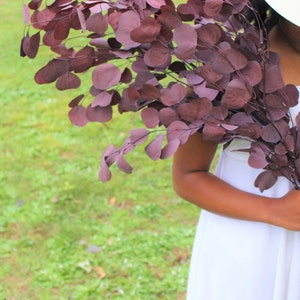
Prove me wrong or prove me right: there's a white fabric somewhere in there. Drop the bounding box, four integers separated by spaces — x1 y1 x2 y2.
186 87 300 300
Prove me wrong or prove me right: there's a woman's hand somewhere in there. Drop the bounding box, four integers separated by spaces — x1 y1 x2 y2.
269 189 300 231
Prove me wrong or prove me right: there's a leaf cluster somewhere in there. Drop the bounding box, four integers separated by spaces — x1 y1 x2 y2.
21 0 300 191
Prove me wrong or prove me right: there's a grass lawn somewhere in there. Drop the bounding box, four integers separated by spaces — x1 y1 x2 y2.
0 1 205 299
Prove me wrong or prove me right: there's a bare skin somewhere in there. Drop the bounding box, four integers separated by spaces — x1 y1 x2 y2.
172 20 300 231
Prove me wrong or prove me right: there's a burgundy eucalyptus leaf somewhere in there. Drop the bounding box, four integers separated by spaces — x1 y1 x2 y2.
203 0 223 17
202 123 226 142
86 13 108 35
116 155 133 174
92 63 121 90
107 11 121 32
296 113 300 128
240 61 262 86
56 72 81 90
23 3 31 24
99 144 118 182
295 159 300 178
140 84 160 101
274 142 288 155
28 0 42 10
160 83 187 106
261 120 289 143
72 46 95 73
146 0 166 9
92 91 112 107
115 11 141 48
21 32 40 58
35 59 70 84
31 8 56 30
158 107 179 126
68 94 84 108
120 68 132 84
144 42 171 68
86 104 113 123
193 82 219 101
259 64 285 93
160 138 181 159
157 5 182 29
254 170 278 192
141 107 160 128
54 16 71 40
129 128 149 145
166 120 191 144
196 64 223 84
282 84 300 107
222 79 251 109
68 105 88 127
176 98 213 122
197 23 222 48
145 134 164 161
173 23 197 60
248 145 268 169
130 17 161 43
76 7 87 32
43 29 61 47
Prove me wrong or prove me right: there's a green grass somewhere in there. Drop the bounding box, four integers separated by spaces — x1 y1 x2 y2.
0 1 203 299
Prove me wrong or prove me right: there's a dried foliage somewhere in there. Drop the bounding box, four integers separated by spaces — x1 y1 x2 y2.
21 0 300 191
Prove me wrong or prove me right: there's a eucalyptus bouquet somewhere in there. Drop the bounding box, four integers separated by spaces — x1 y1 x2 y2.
21 0 300 191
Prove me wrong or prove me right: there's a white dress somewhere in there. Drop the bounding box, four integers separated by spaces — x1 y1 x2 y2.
186 87 300 300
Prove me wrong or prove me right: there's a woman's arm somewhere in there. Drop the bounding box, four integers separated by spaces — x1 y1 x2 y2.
172 132 300 230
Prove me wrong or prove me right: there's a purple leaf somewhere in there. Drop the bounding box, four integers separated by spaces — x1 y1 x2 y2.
161 138 180 159
130 17 161 43
174 24 197 60
35 59 70 84
98 145 118 182
146 0 166 9
72 46 95 73
197 23 222 48
202 123 226 142
92 63 121 90
86 13 108 35
54 16 71 40
21 32 40 58
248 145 268 169
68 94 84 108
203 0 223 17
222 79 251 109
160 83 186 106
68 105 88 127
129 128 149 145
23 3 31 24
158 108 179 126
145 134 164 160
86 105 113 123
166 121 190 144
240 61 262 86
259 64 285 93
92 91 112 107
157 5 182 29
56 72 81 90
116 155 133 174
141 107 160 128
254 170 278 192
144 42 171 68
176 97 213 122
115 11 141 48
